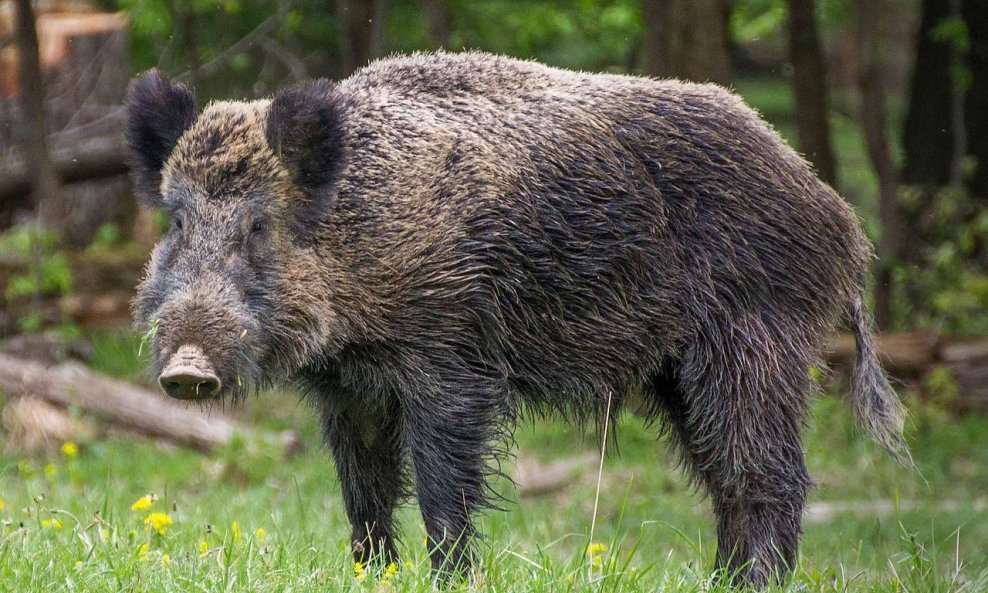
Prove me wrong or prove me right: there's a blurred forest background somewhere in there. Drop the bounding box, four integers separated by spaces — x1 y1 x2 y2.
1 0 986 408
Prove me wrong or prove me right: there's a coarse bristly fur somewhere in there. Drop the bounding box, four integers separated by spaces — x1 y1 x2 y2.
126 51 909 588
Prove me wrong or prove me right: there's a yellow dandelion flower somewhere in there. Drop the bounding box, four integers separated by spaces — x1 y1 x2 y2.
353 560 366 582
44 463 57 477
41 518 63 529
586 542 608 556
0 499 5 511
61 442 79 458
199 540 209 557
384 562 398 581
254 527 265 541
138 542 150 561
100 527 110 540
74 560 83 570
162 554 171 566
144 512 173 535
230 520 241 542
131 494 156 511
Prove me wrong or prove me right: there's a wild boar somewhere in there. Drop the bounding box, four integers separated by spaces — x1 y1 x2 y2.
127 51 906 587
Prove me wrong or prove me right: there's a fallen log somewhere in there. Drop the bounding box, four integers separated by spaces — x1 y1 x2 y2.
825 331 988 412
2 395 98 452
939 340 988 412
0 352 235 451
0 134 128 202
516 452 600 497
825 330 939 378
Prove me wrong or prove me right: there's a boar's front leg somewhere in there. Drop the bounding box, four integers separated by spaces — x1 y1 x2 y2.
403 374 507 579
317 383 406 567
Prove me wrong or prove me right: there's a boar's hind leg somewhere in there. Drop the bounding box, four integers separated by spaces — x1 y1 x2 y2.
404 379 507 579
320 393 405 567
652 316 812 588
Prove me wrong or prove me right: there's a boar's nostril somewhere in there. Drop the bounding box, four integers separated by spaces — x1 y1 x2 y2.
159 372 221 399
158 345 222 400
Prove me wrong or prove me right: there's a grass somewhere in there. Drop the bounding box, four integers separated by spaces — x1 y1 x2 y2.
2 327 988 592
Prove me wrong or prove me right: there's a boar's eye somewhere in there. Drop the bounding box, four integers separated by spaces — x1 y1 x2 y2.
248 219 268 239
172 215 184 232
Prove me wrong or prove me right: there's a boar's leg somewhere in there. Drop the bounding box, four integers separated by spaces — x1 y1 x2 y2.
651 314 812 588
318 388 406 567
403 377 507 579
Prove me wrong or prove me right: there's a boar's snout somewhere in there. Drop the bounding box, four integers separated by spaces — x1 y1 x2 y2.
158 344 222 400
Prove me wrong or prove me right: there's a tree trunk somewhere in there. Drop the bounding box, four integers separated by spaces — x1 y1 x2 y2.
962 0 988 200
787 0 837 185
179 4 202 91
856 0 901 330
419 0 449 49
335 0 388 77
12 0 63 227
899 0 988 290
641 0 733 85
901 0 954 189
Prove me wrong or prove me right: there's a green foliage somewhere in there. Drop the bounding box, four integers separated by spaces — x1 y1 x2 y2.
729 0 854 47
0 224 73 305
893 186 988 336
108 0 338 99
932 15 974 91
0 222 61 254
931 16 972 53
85 223 124 254
731 0 786 45
443 0 641 72
138 318 159 359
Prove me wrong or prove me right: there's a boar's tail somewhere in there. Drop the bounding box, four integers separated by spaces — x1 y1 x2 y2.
848 294 912 466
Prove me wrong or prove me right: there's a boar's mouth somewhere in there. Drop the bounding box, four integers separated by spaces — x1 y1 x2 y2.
142 296 262 402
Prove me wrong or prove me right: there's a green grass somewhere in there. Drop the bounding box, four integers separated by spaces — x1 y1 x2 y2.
2 329 987 592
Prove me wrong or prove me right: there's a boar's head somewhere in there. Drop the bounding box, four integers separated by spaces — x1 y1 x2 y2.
127 71 350 400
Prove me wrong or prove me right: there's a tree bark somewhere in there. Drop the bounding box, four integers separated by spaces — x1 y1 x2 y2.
641 0 733 85
12 0 63 226
856 0 901 330
787 0 838 185
335 0 388 77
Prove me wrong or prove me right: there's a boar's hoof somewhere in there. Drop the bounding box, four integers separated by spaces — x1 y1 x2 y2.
159 345 221 399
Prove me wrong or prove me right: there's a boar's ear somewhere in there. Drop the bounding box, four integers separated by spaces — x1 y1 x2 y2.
265 80 347 228
126 70 197 205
